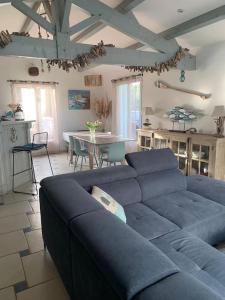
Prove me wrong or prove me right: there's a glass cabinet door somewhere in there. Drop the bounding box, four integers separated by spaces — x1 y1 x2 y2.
190 143 210 176
171 139 188 175
139 134 152 150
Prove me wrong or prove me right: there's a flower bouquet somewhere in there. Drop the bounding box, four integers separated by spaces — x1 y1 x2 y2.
86 120 102 135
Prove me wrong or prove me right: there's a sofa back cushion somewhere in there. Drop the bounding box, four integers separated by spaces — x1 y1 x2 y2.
126 148 178 175
126 149 186 200
138 169 186 201
97 178 142 206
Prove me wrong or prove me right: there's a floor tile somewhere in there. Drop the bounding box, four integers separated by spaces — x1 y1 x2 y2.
16 278 70 300
30 201 40 213
2 193 34 205
0 230 28 257
0 201 32 218
0 214 30 234
0 287 16 300
28 213 41 230
22 251 58 287
25 229 44 253
0 254 25 289
14 281 28 293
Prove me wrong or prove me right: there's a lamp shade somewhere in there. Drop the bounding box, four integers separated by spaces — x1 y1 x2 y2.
211 106 225 117
144 107 154 115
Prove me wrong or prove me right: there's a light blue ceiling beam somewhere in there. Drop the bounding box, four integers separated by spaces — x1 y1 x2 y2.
41 0 53 24
61 0 72 33
11 0 55 34
0 35 196 70
116 0 145 13
161 5 225 39
73 0 145 42
128 5 225 50
20 1 41 33
70 15 101 36
71 0 178 53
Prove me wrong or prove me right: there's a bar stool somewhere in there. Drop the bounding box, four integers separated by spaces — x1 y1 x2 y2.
12 132 54 196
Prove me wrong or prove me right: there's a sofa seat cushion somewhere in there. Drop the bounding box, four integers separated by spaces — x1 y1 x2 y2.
124 203 179 240
152 230 225 298
70 209 179 300
144 190 225 244
133 272 225 300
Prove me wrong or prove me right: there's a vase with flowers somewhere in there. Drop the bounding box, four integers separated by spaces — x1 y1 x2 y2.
86 120 102 135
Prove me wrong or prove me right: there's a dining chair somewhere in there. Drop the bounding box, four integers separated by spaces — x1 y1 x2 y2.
73 138 89 171
98 142 126 167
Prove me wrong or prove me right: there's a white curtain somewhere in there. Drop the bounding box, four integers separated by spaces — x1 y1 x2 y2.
112 78 142 152
12 83 60 154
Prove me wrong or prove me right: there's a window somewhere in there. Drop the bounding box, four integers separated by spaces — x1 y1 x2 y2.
116 80 142 139
12 83 59 153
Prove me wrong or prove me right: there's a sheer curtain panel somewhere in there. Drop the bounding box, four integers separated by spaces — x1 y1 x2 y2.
12 83 59 153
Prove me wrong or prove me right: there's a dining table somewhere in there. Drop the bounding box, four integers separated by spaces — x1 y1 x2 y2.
72 132 134 169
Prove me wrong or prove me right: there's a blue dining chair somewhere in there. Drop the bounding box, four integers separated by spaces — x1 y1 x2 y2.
73 138 89 171
98 142 126 167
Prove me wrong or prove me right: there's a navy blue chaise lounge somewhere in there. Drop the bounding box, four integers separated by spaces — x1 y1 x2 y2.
40 148 225 300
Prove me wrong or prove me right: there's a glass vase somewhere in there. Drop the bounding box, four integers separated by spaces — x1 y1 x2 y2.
89 128 96 135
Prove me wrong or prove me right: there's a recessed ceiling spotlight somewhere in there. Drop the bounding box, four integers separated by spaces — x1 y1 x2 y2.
177 8 184 13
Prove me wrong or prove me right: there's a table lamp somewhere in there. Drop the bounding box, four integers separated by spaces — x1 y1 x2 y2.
211 106 225 136
143 107 154 127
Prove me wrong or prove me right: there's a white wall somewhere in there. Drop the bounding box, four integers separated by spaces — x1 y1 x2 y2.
0 57 104 150
1 40 225 151
97 41 225 135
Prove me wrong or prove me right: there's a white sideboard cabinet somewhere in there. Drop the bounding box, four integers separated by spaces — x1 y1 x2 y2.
137 129 225 180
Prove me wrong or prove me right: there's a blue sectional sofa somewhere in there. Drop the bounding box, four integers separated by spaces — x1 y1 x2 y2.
40 148 225 300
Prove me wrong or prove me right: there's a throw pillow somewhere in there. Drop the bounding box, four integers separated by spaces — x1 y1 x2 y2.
92 186 126 223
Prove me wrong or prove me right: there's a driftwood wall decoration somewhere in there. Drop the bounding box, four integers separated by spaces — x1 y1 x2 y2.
47 41 114 72
0 30 29 48
155 80 211 100
125 47 189 75
84 75 102 86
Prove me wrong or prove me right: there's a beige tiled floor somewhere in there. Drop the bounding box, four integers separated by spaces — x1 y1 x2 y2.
25 229 44 253
0 153 72 300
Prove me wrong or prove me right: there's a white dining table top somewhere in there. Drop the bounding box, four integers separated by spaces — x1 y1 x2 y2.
63 131 134 145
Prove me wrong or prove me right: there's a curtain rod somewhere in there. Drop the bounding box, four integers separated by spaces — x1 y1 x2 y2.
7 80 59 85
111 73 143 83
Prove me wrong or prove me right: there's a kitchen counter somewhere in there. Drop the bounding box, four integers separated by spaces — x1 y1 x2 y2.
0 120 35 194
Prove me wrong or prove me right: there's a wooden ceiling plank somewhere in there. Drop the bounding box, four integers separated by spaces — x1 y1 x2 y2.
12 0 55 34
72 0 146 43
42 0 53 23
70 15 101 36
161 5 225 39
71 0 178 53
20 1 41 33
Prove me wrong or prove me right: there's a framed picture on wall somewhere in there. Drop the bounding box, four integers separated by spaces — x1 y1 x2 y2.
68 90 90 110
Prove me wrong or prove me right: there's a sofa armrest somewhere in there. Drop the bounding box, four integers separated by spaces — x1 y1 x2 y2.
70 209 178 300
187 175 225 206
40 178 102 224
133 272 225 300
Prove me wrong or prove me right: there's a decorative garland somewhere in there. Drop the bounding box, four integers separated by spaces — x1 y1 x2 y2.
0 30 11 48
0 30 29 48
47 41 114 72
124 47 189 75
